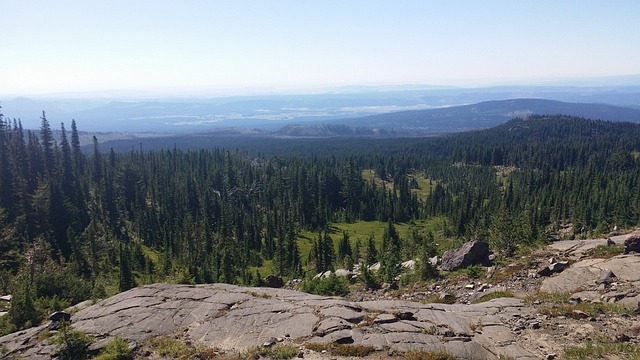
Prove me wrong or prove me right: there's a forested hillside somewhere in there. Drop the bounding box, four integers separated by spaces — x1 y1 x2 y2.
1 110 640 335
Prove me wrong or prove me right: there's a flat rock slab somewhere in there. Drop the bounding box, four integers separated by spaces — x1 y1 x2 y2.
541 255 640 293
0 283 539 360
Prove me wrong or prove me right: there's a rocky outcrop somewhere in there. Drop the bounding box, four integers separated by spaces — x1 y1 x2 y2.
0 283 538 360
624 231 640 254
440 240 490 271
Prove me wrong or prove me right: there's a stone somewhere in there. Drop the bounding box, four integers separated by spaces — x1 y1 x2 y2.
597 270 617 284
440 240 490 271
49 311 71 323
549 261 568 273
401 260 416 270
571 310 589 319
373 313 397 324
265 275 284 288
439 292 456 303
429 256 439 266
606 238 616 246
623 232 640 254
334 269 354 279
537 266 552 277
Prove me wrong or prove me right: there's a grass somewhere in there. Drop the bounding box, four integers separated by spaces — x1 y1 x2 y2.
254 345 300 359
304 343 375 357
524 291 571 304
525 291 633 318
421 293 456 305
409 172 438 201
539 302 633 318
402 350 459 360
561 338 640 359
471 290 514 304
148 336 217 360
94 337 132 360
585 244 623 259
296 218 445 268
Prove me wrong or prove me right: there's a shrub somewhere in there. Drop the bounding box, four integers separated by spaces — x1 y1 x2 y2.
561 338 640 359
95 337 132 360
464 265 485 279
585 244 623 259
332 344 375 357
259 345 299 359
300 273 350 296
50 322 92 360
403 350 459 360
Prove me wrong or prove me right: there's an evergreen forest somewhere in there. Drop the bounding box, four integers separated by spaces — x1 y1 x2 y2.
1 108 640 335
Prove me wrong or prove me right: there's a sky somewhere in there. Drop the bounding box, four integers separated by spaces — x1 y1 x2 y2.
1 1 640 96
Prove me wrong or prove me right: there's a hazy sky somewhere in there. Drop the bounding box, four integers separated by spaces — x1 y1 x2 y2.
2 1 639 95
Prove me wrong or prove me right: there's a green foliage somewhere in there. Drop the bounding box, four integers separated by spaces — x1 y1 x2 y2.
585 244 623 259
258 344 300 359
464 265 486 279
358 264 380 290
8 280 40 330
561 338 640 359
402 350 459 360
95 337 133 360
149 336 192 358
527 291 633 317
3 111 640 313
51 322 92 360
300 273 350 296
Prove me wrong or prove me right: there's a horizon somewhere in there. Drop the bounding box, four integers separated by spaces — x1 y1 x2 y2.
2 1 640 96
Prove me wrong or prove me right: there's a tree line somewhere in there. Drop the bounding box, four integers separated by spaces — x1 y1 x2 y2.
1 109 640 334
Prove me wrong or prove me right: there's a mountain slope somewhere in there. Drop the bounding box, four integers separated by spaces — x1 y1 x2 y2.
326 98 640 132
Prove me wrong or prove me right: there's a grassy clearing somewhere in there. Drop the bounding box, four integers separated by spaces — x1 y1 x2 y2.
297 218 445 266
561 338 640 359
409 172 437 201
363 169 437 201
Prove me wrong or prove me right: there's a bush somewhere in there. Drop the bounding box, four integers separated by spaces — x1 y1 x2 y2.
95 337 132 360
358 265 380 290
259 345 300 359
51 322 92 360
300 273 350 296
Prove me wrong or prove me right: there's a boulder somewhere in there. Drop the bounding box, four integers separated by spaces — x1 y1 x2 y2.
597 270 617 285
49 311 71 323
440 241 490 271
623 232 640 254
401 260 416 270
265 275 284 288
549 261 569 273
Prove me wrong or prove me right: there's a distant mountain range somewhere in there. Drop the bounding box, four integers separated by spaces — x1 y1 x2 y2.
3 83 640 133
86 98 640 151
320 98 640 133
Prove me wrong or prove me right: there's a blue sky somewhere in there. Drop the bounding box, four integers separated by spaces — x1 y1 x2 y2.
1 1 639 95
